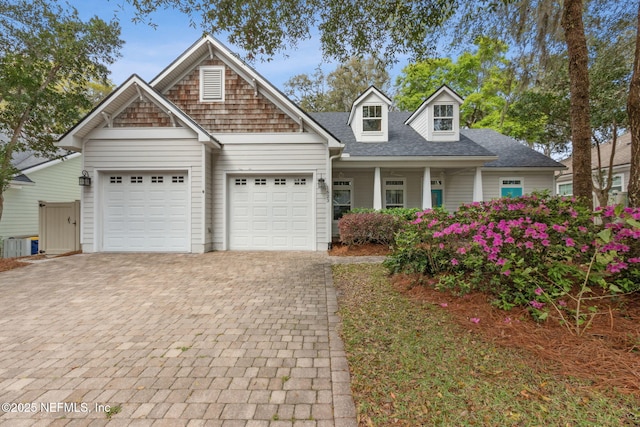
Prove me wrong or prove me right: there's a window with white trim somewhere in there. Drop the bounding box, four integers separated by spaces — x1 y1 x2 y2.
500 178 523 198
433 104 454 131
557 182 573 196
333 180 353 220
384 178 405 208
362 105 382 132
608 174 623 193
200 66 225 102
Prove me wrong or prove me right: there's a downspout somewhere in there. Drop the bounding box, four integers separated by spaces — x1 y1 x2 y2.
327 152 342 250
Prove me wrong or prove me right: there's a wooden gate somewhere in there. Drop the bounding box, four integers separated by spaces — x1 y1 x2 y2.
38 201 80 255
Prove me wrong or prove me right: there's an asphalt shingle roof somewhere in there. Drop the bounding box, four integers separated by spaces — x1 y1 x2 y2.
463 128 565 168
558 132 631 176
310 112 565 168
10 149 72 171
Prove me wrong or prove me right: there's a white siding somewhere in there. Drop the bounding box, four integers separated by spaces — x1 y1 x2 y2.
333 169 424 210
330 167 558 219
213 142 329 251
408 113 428 139
0 155 81 240
444 170 474 212
331 169 424 235
482 170 556 201
82 136 205 253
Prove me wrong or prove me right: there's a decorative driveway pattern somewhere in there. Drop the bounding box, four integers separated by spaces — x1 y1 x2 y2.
0 252 357 426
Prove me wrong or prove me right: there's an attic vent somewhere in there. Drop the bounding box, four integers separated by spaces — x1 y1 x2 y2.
200 66 224 102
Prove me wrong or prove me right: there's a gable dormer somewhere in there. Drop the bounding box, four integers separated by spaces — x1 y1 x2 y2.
405 84 464 142
348 86 393 142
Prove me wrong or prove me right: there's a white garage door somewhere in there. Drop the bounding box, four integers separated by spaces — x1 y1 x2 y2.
229 175 313 250
103 171 189 252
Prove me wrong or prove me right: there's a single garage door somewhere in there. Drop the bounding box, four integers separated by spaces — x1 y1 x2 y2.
103 171 189 252
229 175 313 250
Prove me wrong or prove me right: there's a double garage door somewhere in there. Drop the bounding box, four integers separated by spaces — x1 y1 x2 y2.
103 171 189 252
101 172 314 252
229 175 313 250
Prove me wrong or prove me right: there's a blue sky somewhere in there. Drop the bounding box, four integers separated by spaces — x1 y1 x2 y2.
69 0 393 91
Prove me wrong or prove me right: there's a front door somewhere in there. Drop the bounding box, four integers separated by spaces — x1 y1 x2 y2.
431 189 443 208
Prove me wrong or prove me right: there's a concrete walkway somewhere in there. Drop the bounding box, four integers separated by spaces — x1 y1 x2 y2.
0 252 359 426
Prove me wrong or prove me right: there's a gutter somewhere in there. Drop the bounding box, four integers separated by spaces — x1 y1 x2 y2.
326 151 343 250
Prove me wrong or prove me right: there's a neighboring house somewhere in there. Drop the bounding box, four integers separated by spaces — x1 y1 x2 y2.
0 150 82 241
57 36 564 253
555 132 631 206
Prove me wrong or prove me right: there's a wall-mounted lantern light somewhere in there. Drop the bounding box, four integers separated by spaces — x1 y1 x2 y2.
78 170 92 186
317 174 328 192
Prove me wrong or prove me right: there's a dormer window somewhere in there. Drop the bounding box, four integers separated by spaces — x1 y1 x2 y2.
349 86 391 142
363 105 382 132
405 85 463 141
434 104 453 131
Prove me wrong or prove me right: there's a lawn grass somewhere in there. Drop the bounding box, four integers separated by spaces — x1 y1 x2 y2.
333 263 640 426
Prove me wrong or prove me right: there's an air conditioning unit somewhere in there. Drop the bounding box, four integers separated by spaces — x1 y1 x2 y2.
2 238 31 258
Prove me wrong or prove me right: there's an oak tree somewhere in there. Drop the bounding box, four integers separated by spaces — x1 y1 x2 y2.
0 0 123 222
285 57 390 112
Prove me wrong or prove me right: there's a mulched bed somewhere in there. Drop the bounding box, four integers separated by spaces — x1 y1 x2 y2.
0 251 81 273
328 242 391 256
393 273 640 398
0 257 31 272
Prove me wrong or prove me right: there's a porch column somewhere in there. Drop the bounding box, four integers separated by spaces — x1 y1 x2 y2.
473 167 483 202
373 167 382 210
422 167 432 209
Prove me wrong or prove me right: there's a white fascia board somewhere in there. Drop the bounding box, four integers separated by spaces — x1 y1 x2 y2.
347 86 393 126
57 136 83 151
212 132 328 144
19 152 81 175
335 156 498 169
405 85 465 126
339 155 498 163
8 181 36 188
150 37 209 87
58 76 145 149
128 81 221 149
59 75 220 151
483 166 567 172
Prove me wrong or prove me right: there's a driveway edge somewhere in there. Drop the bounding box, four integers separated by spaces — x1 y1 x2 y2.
324 263 358 427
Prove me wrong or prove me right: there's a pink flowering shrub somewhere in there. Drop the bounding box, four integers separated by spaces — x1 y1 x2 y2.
338 212 404 246
384 193 640 317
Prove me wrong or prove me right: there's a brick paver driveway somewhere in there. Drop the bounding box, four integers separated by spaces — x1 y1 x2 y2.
0 252 356 426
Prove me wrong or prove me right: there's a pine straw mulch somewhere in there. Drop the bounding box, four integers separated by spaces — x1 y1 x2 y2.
0 251 82 273
0 257 32 272
328 242 391 256
393 273 640 398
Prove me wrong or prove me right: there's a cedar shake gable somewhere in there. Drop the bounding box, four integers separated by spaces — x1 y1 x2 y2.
150 36 342 149
164 57 299 133
57 75 220 151
113 99 179 128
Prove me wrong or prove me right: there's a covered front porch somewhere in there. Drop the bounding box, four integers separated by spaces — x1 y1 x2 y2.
330 162 488 235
